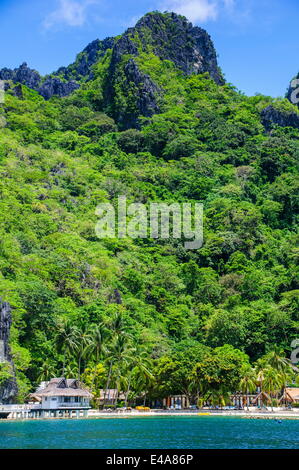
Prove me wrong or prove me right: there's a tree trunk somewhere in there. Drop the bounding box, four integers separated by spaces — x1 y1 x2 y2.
125 375 132 408
103 362 113 409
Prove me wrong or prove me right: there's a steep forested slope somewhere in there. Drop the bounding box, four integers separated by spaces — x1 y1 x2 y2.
0 12 298 403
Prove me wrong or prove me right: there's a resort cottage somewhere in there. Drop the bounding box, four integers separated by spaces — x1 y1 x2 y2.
279 388 299 406
30 378 92 417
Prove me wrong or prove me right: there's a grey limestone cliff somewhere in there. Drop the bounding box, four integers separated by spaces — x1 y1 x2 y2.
0 299 18 404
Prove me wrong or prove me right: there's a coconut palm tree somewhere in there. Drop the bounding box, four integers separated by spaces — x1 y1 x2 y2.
111 336 136 408
239 366 257 410
262 367 284 411
129 353 154 407
124 350 153 408
74 323 93 380
101 312 132 408
266 348 292 373
208 389 230 409
55 320 79 376
89 323 109 363
37 358 57 383
102 333 133 408
64 360 79 379
258 349 294 407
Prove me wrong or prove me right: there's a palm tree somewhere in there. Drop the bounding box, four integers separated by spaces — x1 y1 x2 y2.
37 358 57 383
112 336 136 408
101 312 131 408
88 323 109 363
266 348 292 373
64 360 79 379
55 320 79 375
260 349 294 407
208 389 230 409
102 333 133 408
262 367 283 411
239 367 257 410
124 349 154 407
132 358 155 407
74 323 93 380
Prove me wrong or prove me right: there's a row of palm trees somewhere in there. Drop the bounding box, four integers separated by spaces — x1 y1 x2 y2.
37 313 154 408
37 321 297 410
238 349 296 410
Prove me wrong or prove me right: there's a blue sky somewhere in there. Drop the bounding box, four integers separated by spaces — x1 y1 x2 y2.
0 0 298 97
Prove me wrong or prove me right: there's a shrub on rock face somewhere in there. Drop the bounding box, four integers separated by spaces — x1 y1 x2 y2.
261 104 299 131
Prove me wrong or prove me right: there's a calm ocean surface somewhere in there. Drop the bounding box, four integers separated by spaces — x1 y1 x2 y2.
0 416 298 449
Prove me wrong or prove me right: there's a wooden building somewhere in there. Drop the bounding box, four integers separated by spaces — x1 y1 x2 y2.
30 378 92 416
279 388 299 406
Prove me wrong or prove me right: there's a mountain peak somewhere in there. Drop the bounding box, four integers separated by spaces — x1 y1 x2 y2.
119 11 224 83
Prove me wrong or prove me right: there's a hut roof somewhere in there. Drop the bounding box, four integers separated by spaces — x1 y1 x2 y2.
252 391 272 404
279 388 299 403
31 378 93 399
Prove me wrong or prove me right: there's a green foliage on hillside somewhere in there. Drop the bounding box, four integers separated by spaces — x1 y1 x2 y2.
0 35 298 404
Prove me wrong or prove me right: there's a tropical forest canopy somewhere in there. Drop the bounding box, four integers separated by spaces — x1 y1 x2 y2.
0 11 298 404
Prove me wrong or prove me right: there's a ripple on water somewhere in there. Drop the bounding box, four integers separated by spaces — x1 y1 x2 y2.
0 416 298 449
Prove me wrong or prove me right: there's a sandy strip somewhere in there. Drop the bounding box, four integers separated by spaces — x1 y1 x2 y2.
87 410 299 420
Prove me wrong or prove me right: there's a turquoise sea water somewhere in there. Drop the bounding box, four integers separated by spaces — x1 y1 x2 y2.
0 416 298 449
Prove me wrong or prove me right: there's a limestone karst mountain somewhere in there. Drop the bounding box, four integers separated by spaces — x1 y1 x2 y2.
0 11 298 402
0 12 222 112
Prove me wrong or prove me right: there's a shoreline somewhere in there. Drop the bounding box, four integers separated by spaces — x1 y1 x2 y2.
2 409 299 422
88 410 299 420
2 408 299 422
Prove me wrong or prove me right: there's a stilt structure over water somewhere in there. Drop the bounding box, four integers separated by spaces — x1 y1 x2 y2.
0 378 92 420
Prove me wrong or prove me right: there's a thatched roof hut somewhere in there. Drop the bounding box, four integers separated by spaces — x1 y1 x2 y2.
30 378 92 400
279 388 299 404
252 391 272 405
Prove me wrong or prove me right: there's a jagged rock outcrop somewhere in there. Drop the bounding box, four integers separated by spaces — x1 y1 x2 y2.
53 37 116 81
111 12 223 82
105 12 223 129
0 12 223 122
287 73 299 106
38 77 79 100
0 62 79 100
261 105 299 131
114 58 161 129
135 12 223 82
0 299 18 404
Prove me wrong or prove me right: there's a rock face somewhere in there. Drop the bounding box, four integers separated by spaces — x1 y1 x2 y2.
261 105 299 131
111 12 223 82
134 12 223 82
0 299 18 404
105 12 223 129
286 73 299 106
53 37 116 81
0 12 223 121
38 77 80 101
113 58 161 129
0 62 79 100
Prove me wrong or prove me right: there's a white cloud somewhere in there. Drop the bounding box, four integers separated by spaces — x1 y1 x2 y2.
43 0 99 30
160 0 235 23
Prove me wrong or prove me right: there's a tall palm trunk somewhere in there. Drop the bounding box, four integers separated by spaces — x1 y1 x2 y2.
78 354 82 381
103 361 113 408
125 375 132 408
